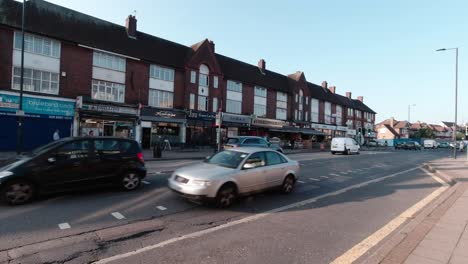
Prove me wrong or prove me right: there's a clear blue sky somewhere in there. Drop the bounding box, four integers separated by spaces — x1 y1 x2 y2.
48 0 467 125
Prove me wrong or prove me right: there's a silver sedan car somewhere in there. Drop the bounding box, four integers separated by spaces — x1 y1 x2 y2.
168 147 300 207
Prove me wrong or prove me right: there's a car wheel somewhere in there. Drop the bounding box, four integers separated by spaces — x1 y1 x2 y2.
121 172 141 191
1 180 35 205
346 149 351 155
281 175 295 194
331 151 336 155
216 184 237 208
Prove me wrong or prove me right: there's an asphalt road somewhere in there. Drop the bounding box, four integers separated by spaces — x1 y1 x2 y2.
0 148 452 263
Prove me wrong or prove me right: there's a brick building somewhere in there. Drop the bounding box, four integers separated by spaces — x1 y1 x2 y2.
0 0 376 150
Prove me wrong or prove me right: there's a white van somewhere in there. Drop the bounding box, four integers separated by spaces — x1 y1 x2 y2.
331 137 360 155
423 139 438 149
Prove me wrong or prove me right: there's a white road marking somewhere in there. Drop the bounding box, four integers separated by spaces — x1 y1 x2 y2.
297 180 306 183
156 206 167 211
320 176 329 179
330 169 449 264
93 166 422 264
58 223 71 230
111 212 125 220
155 172 162 175
142 180 150 185
309 178 320 181
329 173 340 176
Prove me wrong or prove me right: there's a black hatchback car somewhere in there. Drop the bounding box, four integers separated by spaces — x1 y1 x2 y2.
0 137 146 205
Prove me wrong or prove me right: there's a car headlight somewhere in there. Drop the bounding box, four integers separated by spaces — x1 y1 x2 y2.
191 180 212 186
0 171 13 179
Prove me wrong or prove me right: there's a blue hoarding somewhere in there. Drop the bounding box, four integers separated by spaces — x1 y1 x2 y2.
0 92 75 119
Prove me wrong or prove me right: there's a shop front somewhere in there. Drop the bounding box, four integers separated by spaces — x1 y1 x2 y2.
335 126 348 137
75 97 139 140
187 110 216 147
311 123 337 139
251 117 286 138
221 113 252 138
0 91 75 150
140 106 186 149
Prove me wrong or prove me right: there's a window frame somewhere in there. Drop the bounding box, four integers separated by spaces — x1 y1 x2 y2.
14 31 61 58
91 79 125 103
12 66 59 95
148 89 174 108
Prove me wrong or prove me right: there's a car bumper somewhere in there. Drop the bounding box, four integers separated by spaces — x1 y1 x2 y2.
168 179 217 198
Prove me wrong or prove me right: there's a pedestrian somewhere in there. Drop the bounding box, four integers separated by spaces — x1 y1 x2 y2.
53 129 60 141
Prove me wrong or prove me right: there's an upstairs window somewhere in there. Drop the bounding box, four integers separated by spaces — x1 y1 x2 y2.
93 51 126 72
14 31 60 58
199 64 209 87
150 65 174 81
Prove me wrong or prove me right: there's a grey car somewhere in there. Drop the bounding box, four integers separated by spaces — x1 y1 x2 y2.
168 147 300 207
224 136 284 153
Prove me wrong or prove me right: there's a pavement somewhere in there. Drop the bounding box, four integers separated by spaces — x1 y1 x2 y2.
377 157 468 264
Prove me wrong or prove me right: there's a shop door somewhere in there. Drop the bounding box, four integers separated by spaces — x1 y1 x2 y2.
104 124 114 136
142 128 151 149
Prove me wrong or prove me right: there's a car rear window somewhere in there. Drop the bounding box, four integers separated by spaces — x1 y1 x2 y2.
227 138 239 144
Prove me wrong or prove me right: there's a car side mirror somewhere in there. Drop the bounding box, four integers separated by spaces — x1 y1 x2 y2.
243 162 257 169
47 157 56 163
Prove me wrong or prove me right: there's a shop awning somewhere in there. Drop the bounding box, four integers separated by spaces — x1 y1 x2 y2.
300 129 325 136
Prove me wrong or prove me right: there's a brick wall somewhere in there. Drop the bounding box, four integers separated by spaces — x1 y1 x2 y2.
242 83 254 115
0 26 13 91
266 89 276 119
125 59 149 105
59 43 92 99
173 70 186 109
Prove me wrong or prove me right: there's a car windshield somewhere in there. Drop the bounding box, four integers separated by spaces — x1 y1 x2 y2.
205 150 247 169
226 138 239 144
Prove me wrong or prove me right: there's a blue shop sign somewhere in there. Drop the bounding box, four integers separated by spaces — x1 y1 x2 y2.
0 92 75 120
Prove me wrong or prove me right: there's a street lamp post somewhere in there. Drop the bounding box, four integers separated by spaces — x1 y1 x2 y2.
436 47 458 159
16 0 26 155
408 104 416 122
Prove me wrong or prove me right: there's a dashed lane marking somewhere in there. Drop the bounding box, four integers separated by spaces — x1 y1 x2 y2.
58 223 71 230
320 176 329 179
111 212 126 220
309 178 320 181
142 180 150 185
297 180 306 183
93 166 422 264
156 206 167 211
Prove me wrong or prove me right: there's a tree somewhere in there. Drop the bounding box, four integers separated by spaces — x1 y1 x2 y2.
414 128 433 138
456 132 465 141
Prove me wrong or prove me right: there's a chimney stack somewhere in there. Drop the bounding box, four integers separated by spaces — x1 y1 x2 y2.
125 15 137 39
390 117 395 128
321 81 328 89
329 86 336 94
357 96 363 102
258 59 266 72
346 92 352 99
209 40 215 52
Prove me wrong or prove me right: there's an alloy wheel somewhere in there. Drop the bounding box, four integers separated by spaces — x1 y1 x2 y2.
122 173 140 190
4 182 34 205
282 176 295 193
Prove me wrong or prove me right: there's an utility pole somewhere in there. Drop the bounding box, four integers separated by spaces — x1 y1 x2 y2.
16 0 26 155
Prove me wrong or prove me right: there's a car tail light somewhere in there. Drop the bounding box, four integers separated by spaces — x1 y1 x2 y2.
137 152 145 164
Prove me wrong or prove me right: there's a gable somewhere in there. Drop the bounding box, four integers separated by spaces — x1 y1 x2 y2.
186 40 222 75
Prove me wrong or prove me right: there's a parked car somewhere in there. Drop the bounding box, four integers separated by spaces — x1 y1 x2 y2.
168 148 300 207
395 142 406 149
439 142 450 148
423 139 439 149
331 137 360 155
404 141 422 150
0 137 146 205
366 140 378 147
224 136 284 153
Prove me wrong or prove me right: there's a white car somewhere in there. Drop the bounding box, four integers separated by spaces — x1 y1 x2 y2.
423 139 439 149
331 137 360 155
168 148 300 207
